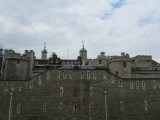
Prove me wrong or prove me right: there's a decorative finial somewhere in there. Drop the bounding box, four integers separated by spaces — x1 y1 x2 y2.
44 42 46 49
82 41 84 48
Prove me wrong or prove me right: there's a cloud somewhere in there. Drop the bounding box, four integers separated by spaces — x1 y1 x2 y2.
0 0 160 61
111 0 125 9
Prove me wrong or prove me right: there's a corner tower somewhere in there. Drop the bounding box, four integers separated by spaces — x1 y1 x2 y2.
79 42 87 65
41 43 47 60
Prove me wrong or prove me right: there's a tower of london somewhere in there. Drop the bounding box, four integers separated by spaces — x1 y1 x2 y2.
0 44 160 120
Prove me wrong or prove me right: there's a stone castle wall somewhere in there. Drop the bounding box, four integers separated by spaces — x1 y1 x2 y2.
0 69 160 120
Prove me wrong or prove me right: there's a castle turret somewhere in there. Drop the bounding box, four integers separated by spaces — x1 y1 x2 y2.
108 52 131 78
3 50 30 80
41 43 47 60
79 42 87 65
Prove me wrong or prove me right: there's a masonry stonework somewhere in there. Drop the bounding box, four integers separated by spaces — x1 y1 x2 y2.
0 45 160 120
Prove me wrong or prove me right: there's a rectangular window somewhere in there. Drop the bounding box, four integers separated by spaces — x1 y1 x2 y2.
136 81 139 89
130 81 133 89
73 118 76 120
47 72 50 80
57 71 60 79
18 85 22 92
62 61 65 65
4 82 8 92
30 81 33 89
43 103 47 112
89 87 93 97
89 102 93 111
119 81 123 87
153 81 156 89
73 104 77 112
103 74 107 79
63 71 66 79
59 103 63 110
93 72 96 79
111 75 115 83
38 76 42 85
99 60 102 65
71 61 74 65
17 104 21 114
11 83 15 91
60 87 64 97
87 71 90 79
120 101 123 109
123 62 127 67
81 72 84 79
66 61 69 65
69 73 72 79
17 60 20 64
142 81 145 89
144 101 148 111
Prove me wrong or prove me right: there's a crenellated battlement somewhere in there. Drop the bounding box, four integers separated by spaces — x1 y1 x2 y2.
108 52 130 63
4 49 27 60
132 55 152 60
4 49 35 61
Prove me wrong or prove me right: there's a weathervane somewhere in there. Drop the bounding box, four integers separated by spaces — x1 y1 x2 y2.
82 41 84 48
44 42 46 49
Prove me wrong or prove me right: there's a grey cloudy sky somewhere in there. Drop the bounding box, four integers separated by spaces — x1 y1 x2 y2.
0 0 160 61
